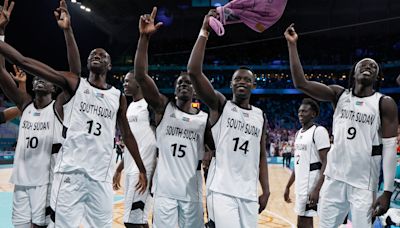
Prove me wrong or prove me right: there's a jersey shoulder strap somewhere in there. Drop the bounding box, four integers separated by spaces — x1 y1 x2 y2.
312 124 320 144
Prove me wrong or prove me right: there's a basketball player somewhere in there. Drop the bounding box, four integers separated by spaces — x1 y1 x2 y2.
0 11 147 228
284 98 330 228
0 1 66 227
187 10 270 228
113 71 157 228
134 8 213 228
285 24 398 227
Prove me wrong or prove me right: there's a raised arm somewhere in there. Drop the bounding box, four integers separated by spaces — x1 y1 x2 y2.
284 24 342 103
54 0 81 75
258 117 270 213
10 65 27 94
117 94 147 193
0 0 30 109
134 7 167 113
187 10 225 111
372 96 398 219
0 41 77 94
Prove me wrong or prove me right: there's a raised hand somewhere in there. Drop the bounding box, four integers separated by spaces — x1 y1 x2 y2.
10 65 27 83
0 0 15 32
139 7 163 36
54 0 71 30
284 23 298 44
202 9 218 31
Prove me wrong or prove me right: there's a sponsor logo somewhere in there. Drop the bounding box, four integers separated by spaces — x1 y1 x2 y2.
64 177 71 184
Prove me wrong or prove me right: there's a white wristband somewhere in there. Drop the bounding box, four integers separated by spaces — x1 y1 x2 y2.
382 137 397 192
0 35 4 42
199 29 209 40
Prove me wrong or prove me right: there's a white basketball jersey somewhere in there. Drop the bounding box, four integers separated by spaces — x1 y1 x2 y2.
208 101 264 201
10 101 63 186
55 79 121 182
154 102 207 202
124 98 157 175
294 125 330 196
325 90 383 190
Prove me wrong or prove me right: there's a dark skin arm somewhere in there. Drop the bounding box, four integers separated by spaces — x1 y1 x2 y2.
371 96 398 220
258 118 270 213
0 0 30 110
397 74 400 86
187 10 225 120
54 0 81 75
284 24 343 103
134 7 167 115
284 171 295 203
0 41 77 95
1 106 20 123
113 160 124 191
117 94 147 193
308 147 329 207
10 65 27 94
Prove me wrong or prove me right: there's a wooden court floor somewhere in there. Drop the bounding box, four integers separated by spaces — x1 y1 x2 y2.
0 164 317 227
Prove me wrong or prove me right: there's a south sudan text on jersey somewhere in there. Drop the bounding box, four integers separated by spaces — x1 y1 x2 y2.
226 117 261 137
339 109 375 125
21 120 50 131
165 125 199 141
79 101 116 119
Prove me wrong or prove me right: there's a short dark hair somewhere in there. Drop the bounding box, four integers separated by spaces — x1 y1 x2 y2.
173 72 190 87
234 66 256 81
301 98 320 117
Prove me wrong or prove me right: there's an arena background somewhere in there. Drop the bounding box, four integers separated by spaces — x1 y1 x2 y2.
1 0 400 227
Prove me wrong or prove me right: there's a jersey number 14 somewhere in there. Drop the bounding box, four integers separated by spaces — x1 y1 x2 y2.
233 137 249 154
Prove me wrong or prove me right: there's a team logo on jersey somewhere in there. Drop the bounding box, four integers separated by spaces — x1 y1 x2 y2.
355 101 364 106
33 112 40 116
182 117 190 122
344 98 350 103
96 92 104 98
243 112 249 118
231 107 238 112
84 89 90 94
170 113 176 118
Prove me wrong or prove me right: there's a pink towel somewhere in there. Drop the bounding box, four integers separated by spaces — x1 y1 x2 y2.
209 0 288 36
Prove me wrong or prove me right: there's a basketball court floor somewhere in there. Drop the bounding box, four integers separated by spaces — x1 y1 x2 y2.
0 161 320 228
